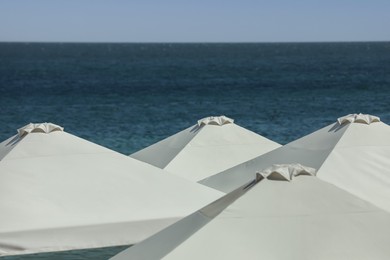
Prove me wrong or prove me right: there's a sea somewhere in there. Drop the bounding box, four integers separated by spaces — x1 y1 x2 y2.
0 42 390 259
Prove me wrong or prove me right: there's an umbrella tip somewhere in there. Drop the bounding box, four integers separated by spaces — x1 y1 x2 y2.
337 114 380 125
17 122 64 137
197 115 234 126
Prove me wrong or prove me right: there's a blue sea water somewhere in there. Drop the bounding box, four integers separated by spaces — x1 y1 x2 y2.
0 42 390 259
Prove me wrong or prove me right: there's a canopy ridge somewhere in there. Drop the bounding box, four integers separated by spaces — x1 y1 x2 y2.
314 119 355 170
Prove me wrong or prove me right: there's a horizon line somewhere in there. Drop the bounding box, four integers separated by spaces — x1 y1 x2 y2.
0 40 389 44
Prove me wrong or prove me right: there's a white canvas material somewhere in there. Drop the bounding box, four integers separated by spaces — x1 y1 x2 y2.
130 116 280 182
0 123 223 256
111 178 257 260
200 114 390 213
112 173 390 260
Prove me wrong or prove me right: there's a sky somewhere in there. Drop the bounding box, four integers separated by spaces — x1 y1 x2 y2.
0 0 389 43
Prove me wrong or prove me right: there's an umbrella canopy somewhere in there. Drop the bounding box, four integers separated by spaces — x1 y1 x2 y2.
201 113 390 212
0 123 223 256
112 165 390 260
130 116 280 182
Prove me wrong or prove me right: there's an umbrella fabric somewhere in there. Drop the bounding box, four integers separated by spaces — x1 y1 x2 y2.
111 178 257 260
201 114 390 213
0 123 223 256
131 116 280 182
112 172 390 260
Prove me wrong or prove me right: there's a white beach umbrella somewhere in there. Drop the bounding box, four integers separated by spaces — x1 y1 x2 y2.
0 123 223 256
130 116 280 182
111 164 390 260
200 113 390 212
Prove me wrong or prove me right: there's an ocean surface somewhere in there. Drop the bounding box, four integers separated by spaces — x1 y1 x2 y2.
0 42 390 259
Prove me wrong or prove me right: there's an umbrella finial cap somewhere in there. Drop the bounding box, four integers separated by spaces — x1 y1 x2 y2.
17 123 64 137
197 116 234 126
337 113 380 125
256 163 316 181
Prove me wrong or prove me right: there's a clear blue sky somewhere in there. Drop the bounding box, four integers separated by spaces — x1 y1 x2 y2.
1 0 389 42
